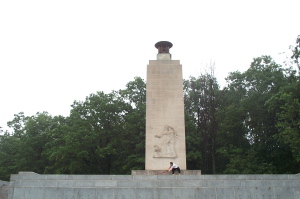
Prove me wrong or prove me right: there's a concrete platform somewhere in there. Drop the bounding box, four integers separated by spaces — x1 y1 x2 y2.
7 172 300 199
0 180 9 199
131 170 201 175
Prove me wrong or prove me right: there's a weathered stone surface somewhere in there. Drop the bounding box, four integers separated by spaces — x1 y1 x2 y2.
0 181 9 199
131 170 201 175
146 59 186 170
6 172 300 199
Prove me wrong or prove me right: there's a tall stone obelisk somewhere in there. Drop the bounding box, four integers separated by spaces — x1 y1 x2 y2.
145 41 186 170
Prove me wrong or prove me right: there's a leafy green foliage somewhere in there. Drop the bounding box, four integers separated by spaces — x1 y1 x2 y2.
0 77 146 180
290 35 300 72
184 73 220 174
267 78 300 164
219 55 299 174
1 37 300 180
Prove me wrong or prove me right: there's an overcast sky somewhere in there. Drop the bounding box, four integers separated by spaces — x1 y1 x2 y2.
1 0 299 133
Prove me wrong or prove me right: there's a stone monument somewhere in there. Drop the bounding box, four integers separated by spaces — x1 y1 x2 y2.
6 42 300 199
145 41 187 170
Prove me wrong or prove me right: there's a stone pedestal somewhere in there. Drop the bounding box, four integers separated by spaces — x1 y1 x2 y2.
145 53 186 170
7 172 300 199
131 170 201 175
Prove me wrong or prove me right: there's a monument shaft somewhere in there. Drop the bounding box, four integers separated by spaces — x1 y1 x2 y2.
145 43 186 170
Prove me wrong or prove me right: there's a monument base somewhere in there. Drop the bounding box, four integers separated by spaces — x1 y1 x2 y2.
7 172 300 199
131 170 201 175
0 180 9 199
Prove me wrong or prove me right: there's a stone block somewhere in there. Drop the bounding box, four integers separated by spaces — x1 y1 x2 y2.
223 180 241 187
135 187 157 199
202 180 224 187
294 187 300 199
0 183 9 199
233 187 255 199
76 188 97 199
74 180 95 188
265 180 288 187
242 180 263 187
196 187 217 199
117 180 138 187
112 175 132 181
261 174 289 180
250 187 275 199
57 180 75 188
95 188 116 199
65 175 89 180
212 188 235 199
157 175 176 180
179 180 202 187
11 187 25 199
138 180 159 188
177 175 202 180
283 180 300 187
10 173 45 181
207 175 242 180
38 180 57 187
156 187 174 199
6 174 300 199
158 180 179 187
87 175 112 180
173 187 199 199
133 175 157 181
0 181 9 186
273 187 295 199
46 175 68 180
13 180 40 187
288 174 300 180
94 181 117 187
24 187 45 199
57 187 77 199
113 188 138 199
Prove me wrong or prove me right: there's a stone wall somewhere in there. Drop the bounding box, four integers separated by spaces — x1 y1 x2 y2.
0 181 9 199
7 172 300 199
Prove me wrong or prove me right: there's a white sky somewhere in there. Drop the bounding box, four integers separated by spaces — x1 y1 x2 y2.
1 0 299 133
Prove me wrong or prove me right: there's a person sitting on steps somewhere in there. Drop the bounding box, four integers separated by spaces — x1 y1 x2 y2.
168 162 181 175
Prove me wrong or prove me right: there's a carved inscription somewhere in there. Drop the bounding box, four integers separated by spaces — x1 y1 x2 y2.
153 125 178 158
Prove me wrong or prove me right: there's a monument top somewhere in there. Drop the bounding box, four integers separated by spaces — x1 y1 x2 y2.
155 41 173 54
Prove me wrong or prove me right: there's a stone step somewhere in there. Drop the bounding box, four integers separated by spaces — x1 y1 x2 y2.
11 179 300 188
131 170 201 175
9 186 300 199
0 184 9 199
8 172 300 199
10 172 300 189
10 172 300 181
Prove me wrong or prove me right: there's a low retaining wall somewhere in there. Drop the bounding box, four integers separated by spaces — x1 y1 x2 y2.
8 172 300 199
0 180 9 199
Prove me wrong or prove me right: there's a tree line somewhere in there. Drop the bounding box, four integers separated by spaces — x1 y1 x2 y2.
0 36 299 181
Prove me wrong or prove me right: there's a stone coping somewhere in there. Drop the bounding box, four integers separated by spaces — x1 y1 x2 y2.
10 172 300 181
0 181 9 186
131 170 201 175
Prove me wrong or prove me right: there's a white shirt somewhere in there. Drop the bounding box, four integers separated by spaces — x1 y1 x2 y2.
171 163 178 168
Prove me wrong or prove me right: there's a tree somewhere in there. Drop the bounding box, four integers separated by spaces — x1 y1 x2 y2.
290 35 300 73
267 76 300 165
45 77 147 175
49 91 132 174
183 70 220 174
0 112 62 180
118 77 146 171
220 55 299 173
0 131 23 180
